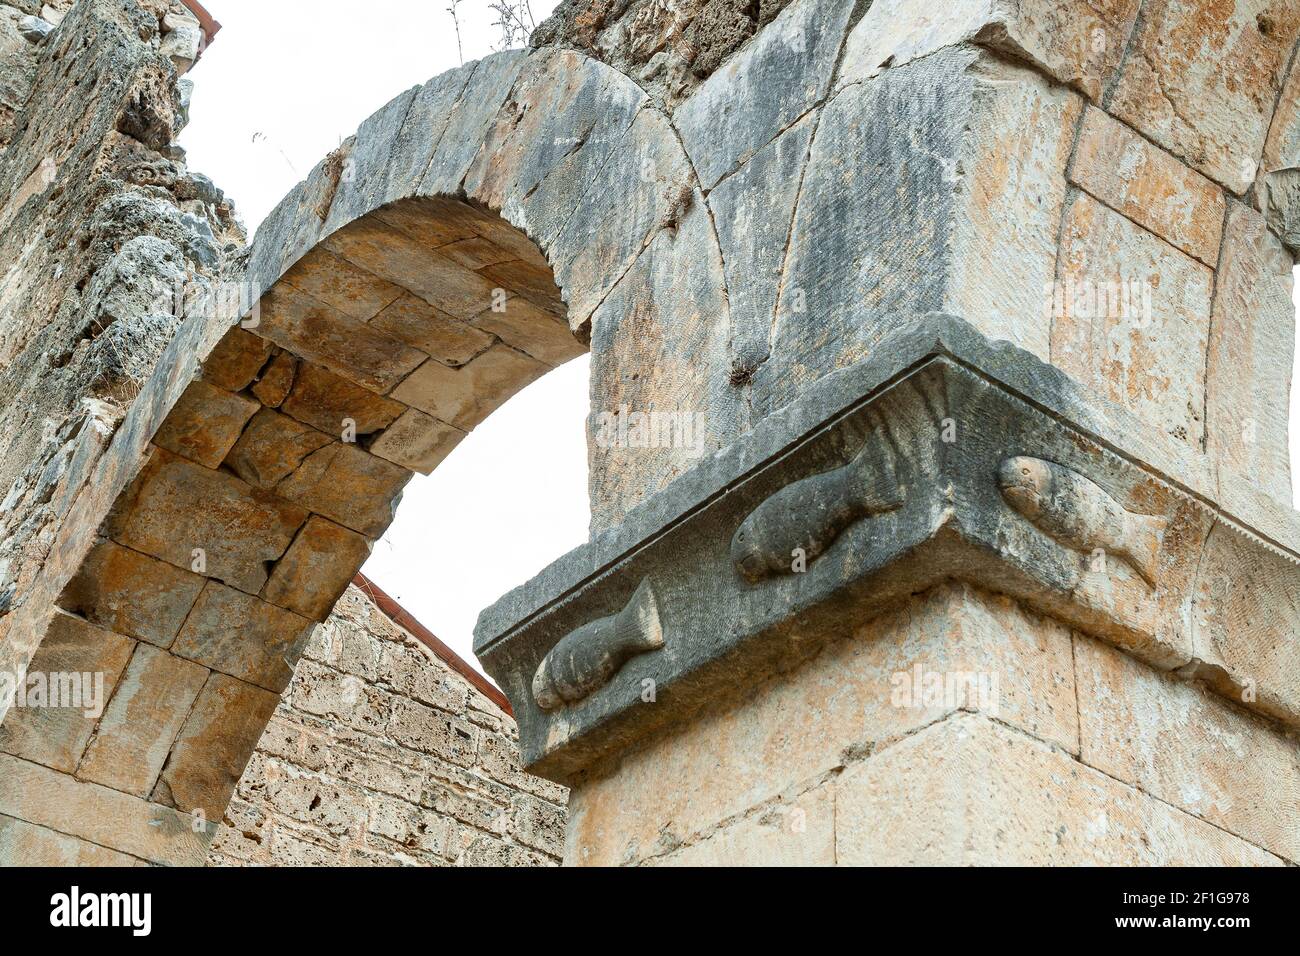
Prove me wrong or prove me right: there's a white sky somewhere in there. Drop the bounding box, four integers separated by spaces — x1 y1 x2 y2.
180 1 1300 678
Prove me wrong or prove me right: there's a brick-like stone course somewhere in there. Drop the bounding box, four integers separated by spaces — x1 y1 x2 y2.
206 585 566 866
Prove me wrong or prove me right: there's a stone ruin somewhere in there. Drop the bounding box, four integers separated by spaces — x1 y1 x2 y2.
0 0 1298 866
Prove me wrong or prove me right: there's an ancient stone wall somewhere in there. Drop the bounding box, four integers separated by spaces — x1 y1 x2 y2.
208 584 565 867
3 0 1299 868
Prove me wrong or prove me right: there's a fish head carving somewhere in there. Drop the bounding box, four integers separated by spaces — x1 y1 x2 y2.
997 456 1054 519
730 522 769 583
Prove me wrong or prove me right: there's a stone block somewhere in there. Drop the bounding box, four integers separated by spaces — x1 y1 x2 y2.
77 644 208 797
1108 0 1300 192
262 516 373 622
224 406 333 489
387 697 478 766
1259 54 1300 250
250 351 297 407
172 582 316 693
255 281 425 394
152 378 259 468
644 785 834 867
321 216 502 320
587 198 738 526
564 584 1077 865
279 245 404 321
58 538 205 647
368 408 464 474
370 292 494 367
1069 106 1225 266
275 441 411 538
0 611 134 772
378 639 470 714
835 713 1282 865
0 753 214 866
1205 201 1294 500
280 361 405 437
839 0 1139 102
290 658 392 737
201 326 273 392
758 49 1078 414
106 448 308 595
1073 636 1300 861
0 814 142 866
1050 192 1212 447
154 672 282 820
470 296 584 366
390 344 547 430
675 0 856 189
706 114 814 373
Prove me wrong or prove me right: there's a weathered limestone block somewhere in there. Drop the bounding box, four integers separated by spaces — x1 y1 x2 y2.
839 0 1140 101
1205 202 1294 501
262 516 373 621
255 282 425 394
151 378 259 468
57 538 204 647
171 582 316 693
461 48 645 270
836 713 1283 865
250 352 297 407
1188 520 1300 724
0 753 215 866
1107 0 1300 193
154 672 281 819
280 361 405 437
1069 106 1226 266
471 295 585 367
76 643 208 797
1074 637 1300 861
674 0 856 190
106 447 308 594
387 697 479 766
1050 192 1212 447
649 784 834 866
564 585 1077 865
757 48 1079 415
201 327 274 392
707 114 813 378
0 815 141 867
322 215 504 322
1259 52 1300 251
279 245 404 321
391 344 547 430
370 292 494 368
0 611 133 771
224 407 334 489
368 407 465 474
274 441 411 538
586 198 739 526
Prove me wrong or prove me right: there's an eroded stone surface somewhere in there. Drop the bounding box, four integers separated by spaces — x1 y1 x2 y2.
58 538 205 647
1107 0 1300 193
391 344 547 430
77 643 208 797
262 516 373 622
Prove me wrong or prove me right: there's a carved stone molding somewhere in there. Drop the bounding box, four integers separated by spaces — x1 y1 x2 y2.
474 313 1300 784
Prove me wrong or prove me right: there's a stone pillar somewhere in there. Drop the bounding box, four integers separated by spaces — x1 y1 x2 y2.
475 0 1300 865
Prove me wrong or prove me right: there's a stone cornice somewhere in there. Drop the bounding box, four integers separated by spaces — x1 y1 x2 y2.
475 314 1300 784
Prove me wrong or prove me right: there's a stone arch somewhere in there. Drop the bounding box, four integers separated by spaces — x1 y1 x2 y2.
0 47 731 865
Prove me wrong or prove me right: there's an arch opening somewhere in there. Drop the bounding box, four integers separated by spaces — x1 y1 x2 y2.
0 194 584 861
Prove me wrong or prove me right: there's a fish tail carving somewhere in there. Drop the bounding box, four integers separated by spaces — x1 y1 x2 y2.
1119 512 1167 587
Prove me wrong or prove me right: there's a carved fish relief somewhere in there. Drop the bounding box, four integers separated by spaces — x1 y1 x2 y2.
730 430 905 583
532 578 663 712
997 456 1165 586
